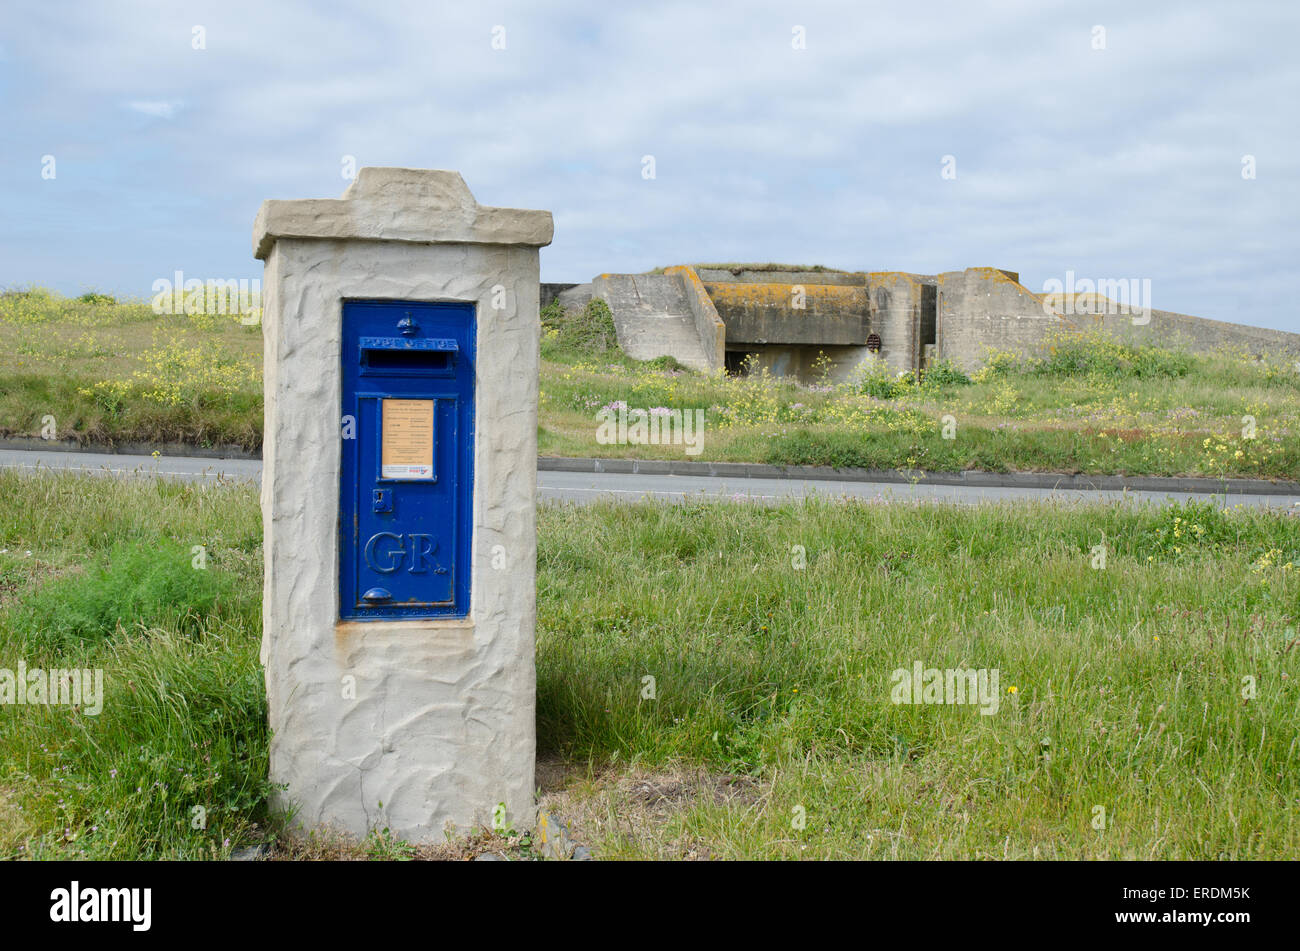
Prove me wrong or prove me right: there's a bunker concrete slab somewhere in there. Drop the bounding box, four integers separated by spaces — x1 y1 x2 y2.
663 266 725 371
255 168 550 842
703 280 870 346
556 282 595 311
593 272 715 370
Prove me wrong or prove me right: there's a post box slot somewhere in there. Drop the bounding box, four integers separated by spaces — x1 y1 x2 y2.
365 349 452 372
361 336 458 375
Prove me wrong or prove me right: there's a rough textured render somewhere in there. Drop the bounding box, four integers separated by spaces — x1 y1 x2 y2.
254 167 553 258
255 168 551 841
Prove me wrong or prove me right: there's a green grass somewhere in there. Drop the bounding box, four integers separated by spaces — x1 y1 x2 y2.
0 472 268 859
9 538 252 654
4 287 1300 478
541 297 619 358
1 470 1297 859
536 496 1300 859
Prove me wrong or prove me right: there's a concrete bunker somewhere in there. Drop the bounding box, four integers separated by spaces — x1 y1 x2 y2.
571 263 1300 382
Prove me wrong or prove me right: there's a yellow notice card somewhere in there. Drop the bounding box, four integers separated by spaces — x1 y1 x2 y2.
381 398 434 479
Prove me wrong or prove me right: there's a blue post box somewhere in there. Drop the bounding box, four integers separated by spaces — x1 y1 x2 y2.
257 168 551 840
339 299 475 619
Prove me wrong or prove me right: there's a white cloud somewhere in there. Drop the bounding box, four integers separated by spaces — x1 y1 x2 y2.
124 100 183 119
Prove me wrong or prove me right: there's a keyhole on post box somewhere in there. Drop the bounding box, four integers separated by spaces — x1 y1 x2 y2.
373 488 392 513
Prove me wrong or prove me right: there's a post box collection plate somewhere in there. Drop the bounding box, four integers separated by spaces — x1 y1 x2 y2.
339 299 475 619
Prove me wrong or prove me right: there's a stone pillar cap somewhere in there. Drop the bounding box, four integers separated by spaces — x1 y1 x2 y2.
253 167 554 259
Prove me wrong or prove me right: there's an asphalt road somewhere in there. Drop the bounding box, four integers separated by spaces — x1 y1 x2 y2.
2 447 1298 509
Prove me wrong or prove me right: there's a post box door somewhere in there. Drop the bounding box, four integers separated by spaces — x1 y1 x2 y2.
339 299 475 619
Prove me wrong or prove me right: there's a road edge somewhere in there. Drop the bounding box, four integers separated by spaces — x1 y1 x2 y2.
537 456 1300 496
3 438 1297 497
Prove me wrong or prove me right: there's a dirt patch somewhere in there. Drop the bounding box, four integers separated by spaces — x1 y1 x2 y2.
271 823 527 862
536 755 765 860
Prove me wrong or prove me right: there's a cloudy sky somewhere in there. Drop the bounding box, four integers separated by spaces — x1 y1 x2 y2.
2 0 1296 332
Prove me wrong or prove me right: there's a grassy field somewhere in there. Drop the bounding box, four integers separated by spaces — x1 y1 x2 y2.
1 471 1297 859
0 289 263 450
2 287 1299 479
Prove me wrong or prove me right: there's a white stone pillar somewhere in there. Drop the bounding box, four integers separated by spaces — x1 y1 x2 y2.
253 168 552 841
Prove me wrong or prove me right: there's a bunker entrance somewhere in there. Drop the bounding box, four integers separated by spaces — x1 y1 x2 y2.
919 284 937 368
725 350 758 376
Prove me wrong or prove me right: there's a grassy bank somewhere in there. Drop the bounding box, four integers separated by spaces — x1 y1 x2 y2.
538 303 1300 480
3 287 1299 478
1 471 1297 859
0 289 263 450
